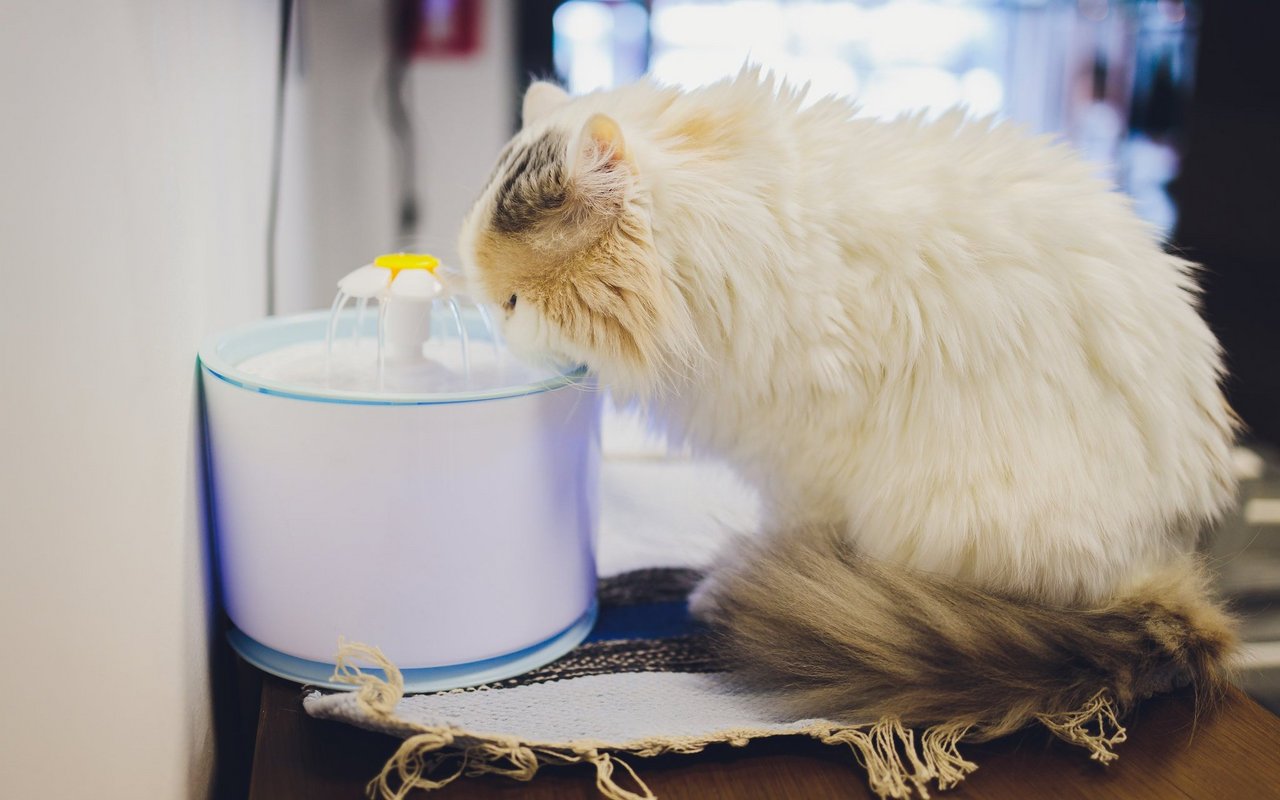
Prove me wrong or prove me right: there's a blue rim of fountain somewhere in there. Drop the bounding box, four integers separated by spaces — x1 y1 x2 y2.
198 310 589 406
228 600 599 693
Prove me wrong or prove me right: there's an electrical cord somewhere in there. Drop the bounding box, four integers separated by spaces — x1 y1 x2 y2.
264 0 294 316
386 0 422 242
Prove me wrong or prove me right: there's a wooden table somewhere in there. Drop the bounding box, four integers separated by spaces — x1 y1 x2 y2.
242 666 1280 800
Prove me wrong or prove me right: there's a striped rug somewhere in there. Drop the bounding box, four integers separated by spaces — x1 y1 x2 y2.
304 565 982 800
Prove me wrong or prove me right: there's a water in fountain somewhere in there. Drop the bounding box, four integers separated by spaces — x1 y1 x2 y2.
237 283 564 397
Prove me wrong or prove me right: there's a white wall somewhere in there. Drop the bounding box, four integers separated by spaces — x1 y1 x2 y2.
0 3 518 796
0 4 277 798
276 0 516 312
410 0 517 265
276 0 398 313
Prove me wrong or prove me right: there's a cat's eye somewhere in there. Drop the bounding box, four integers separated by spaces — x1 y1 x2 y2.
504 294 518 311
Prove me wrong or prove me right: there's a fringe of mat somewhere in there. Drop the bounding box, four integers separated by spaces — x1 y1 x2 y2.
327 639 1128 800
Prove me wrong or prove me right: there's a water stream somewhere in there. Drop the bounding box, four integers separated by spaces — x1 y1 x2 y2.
236 284 554 396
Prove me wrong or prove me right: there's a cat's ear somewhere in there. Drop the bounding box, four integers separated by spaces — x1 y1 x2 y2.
522 81 570 127
573 113 627 170
567 114 631 218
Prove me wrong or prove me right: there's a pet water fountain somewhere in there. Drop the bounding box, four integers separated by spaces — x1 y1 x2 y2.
199 254 600 691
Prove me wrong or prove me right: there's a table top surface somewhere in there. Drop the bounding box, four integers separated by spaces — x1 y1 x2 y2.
247 672 1280 800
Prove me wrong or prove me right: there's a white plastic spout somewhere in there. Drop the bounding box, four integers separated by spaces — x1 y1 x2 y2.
382 295 433 364
332 255 454 373
381 268 444 364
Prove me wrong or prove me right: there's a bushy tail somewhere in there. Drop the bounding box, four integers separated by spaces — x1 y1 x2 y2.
698 528 1238 746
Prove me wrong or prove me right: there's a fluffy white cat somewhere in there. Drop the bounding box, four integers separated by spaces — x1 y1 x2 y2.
459 70 1237 762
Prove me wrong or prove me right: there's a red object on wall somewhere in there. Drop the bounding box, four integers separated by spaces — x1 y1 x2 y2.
414 0 482 58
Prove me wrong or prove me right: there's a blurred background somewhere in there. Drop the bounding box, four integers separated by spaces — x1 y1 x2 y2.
276 0 1198 297
0 2 1276 798
276 0 1277 439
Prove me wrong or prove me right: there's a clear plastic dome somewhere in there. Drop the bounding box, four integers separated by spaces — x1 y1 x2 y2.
199 255 584 404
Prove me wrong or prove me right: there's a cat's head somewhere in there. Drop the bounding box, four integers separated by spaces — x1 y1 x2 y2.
459 81 687 394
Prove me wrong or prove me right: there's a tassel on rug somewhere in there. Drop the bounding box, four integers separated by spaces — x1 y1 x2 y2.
819 719 977 800
1036 690 1129 764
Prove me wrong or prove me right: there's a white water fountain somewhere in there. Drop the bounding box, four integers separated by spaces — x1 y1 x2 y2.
199 254 600 691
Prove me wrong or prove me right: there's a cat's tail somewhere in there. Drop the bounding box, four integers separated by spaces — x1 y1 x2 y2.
695 527 1238 750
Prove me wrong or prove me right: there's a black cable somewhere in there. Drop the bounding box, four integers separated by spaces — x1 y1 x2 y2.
386 0 422 241
264 0 294 316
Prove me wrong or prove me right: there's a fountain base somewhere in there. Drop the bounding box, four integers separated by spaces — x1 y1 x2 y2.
228 600 598 692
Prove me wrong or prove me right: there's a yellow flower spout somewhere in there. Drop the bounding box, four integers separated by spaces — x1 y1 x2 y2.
374 253 440 280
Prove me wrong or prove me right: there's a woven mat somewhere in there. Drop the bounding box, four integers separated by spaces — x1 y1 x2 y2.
302 457 1120 799
304 564 987 800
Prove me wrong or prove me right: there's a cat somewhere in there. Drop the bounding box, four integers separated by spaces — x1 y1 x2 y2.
458 70 1238 749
